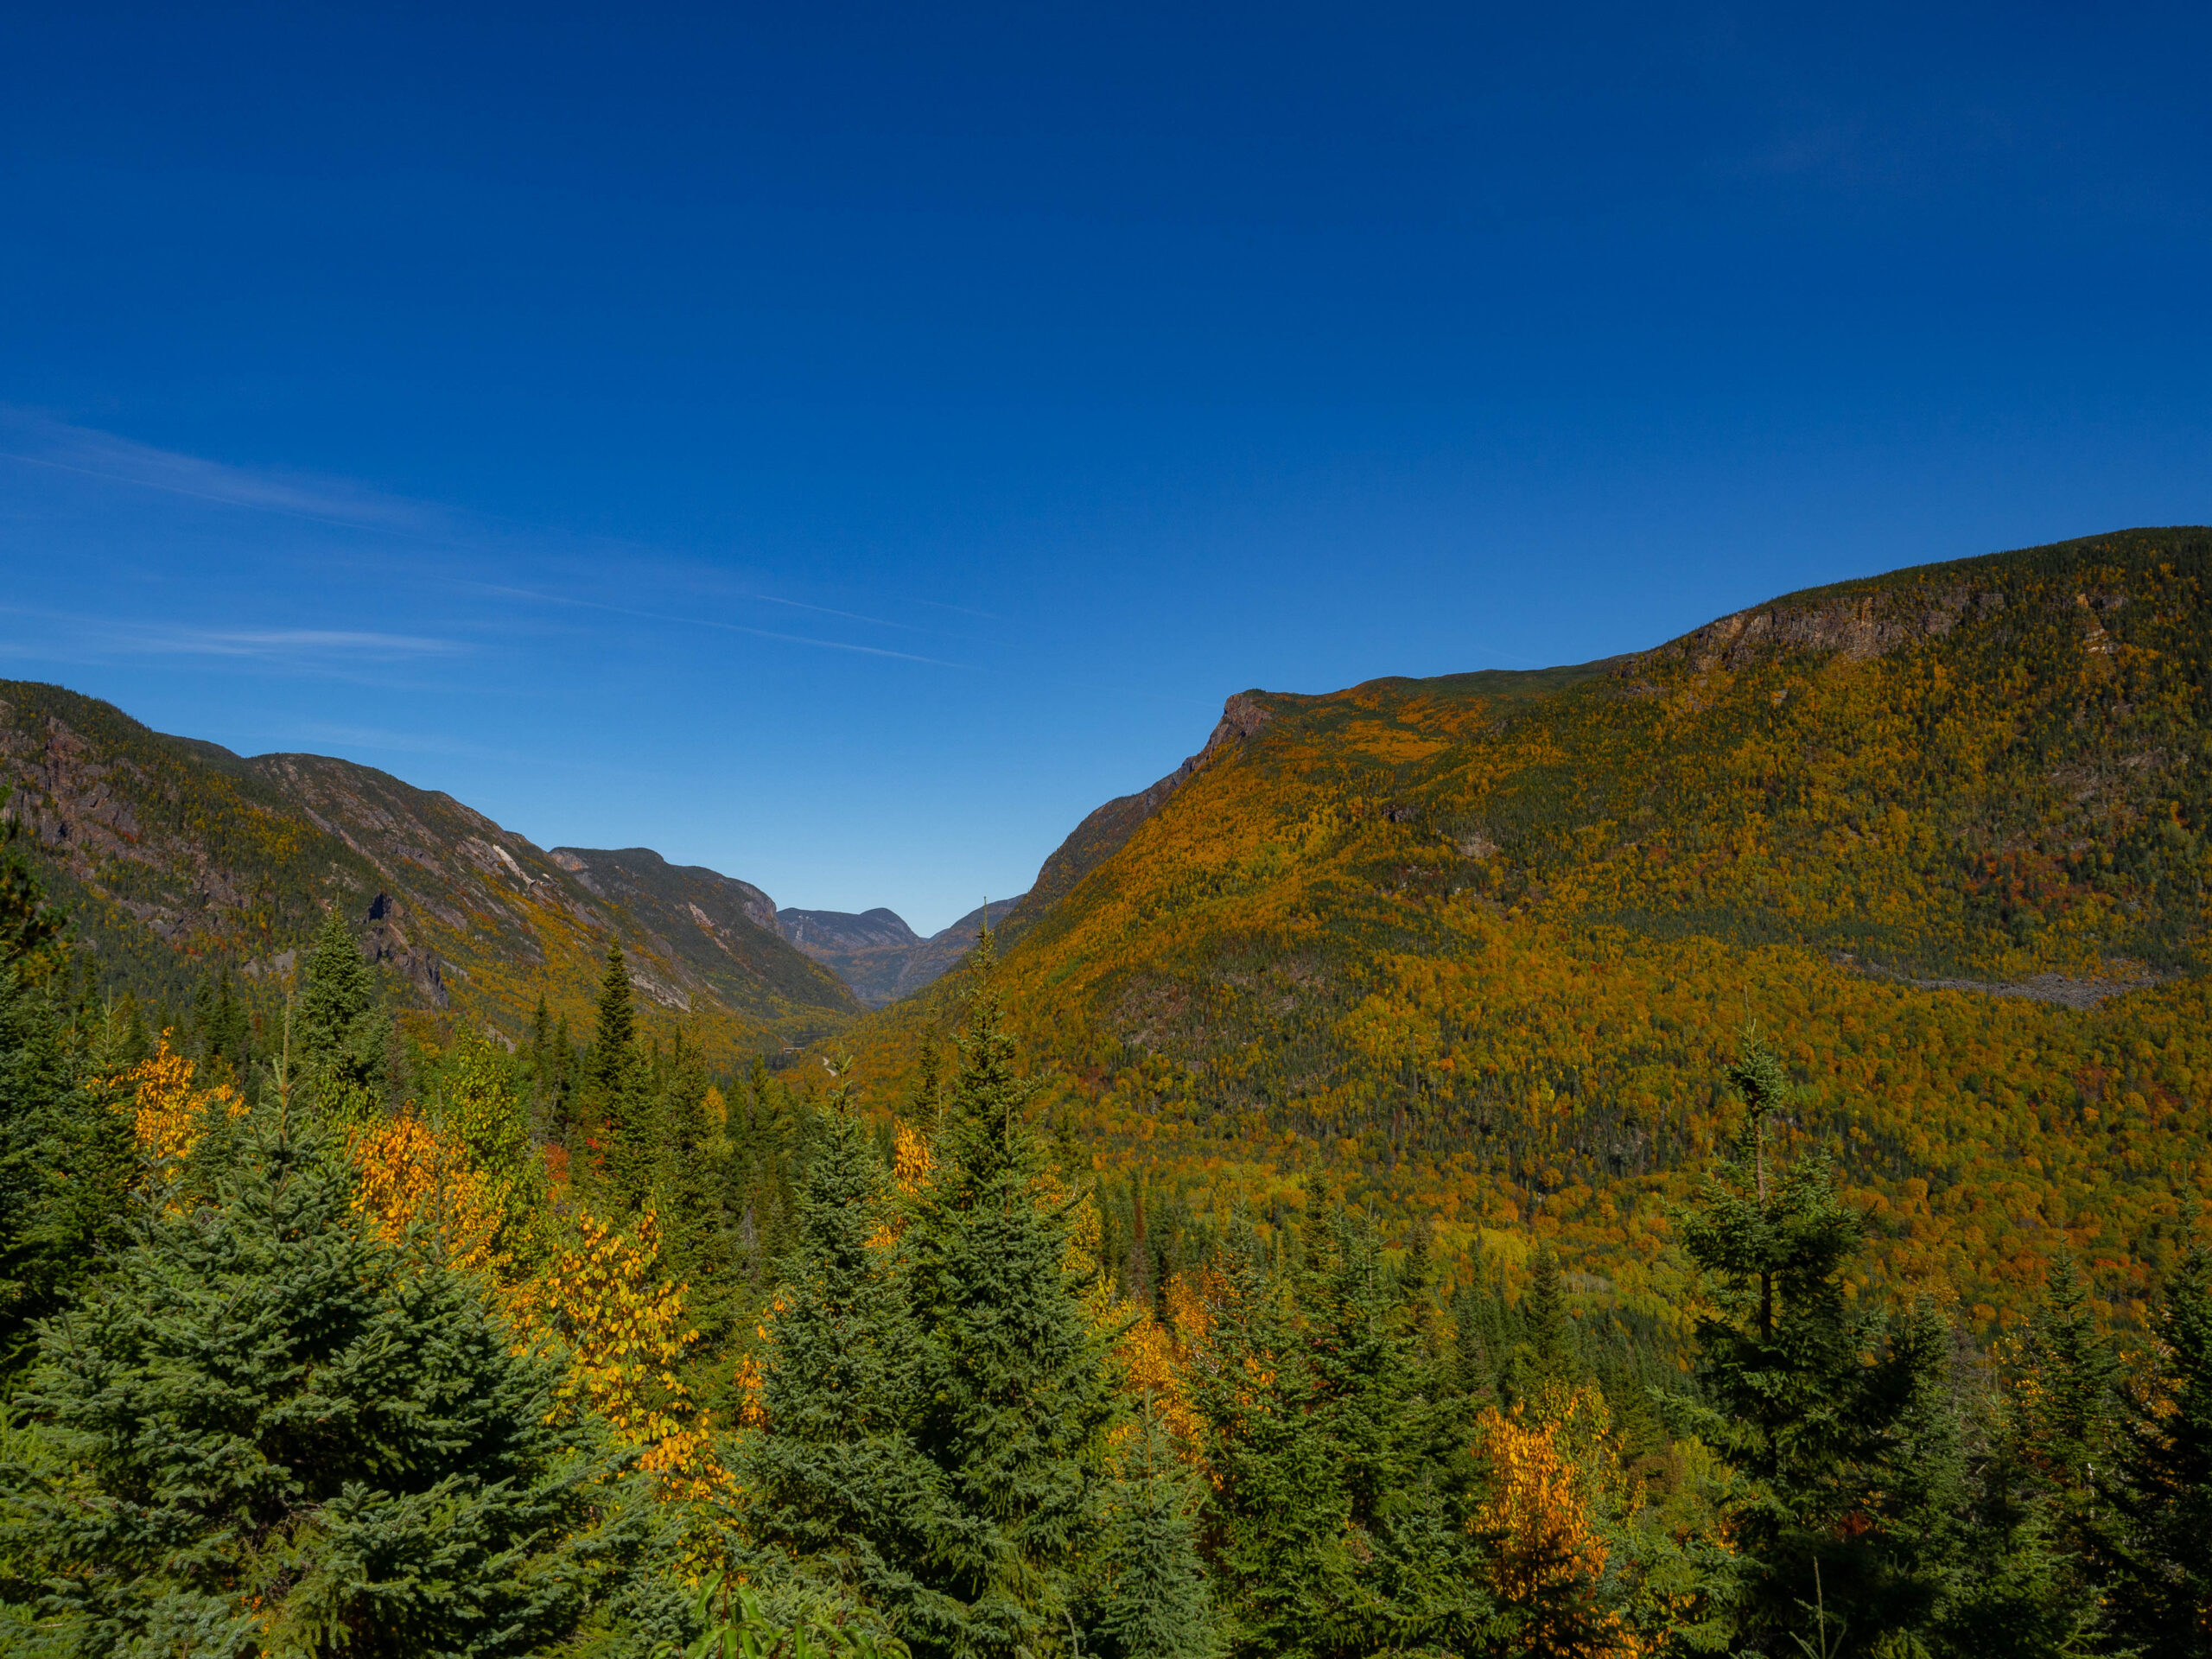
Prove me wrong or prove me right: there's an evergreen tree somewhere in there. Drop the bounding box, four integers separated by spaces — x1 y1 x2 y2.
2016 1255 2116 1554
1870 1299 1969 1636
901 940 1116 1659
295 902 388 1127
743 1093 941 1624
584 944 649 1205
2099 1236 2212 1659
1195 1208 1492 1658
1676 1026 1934 1648
1084 1399 1217 1659
1517 1243 1570 1393
3 1110 675 1655
1192 1211 1353 1656
0 835 129 1378
0 811 64 976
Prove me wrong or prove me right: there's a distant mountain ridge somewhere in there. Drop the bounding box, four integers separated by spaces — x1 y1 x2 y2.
778 898 1023 1007
0 682 861 1052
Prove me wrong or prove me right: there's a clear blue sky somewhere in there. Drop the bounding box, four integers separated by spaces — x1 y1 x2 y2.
3 3 2207 933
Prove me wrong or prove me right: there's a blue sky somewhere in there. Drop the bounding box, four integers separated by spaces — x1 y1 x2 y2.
3 3 2208 933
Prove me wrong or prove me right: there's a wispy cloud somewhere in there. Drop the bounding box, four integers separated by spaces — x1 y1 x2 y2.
908 595 1006 622
119 626 463 660
277 721 509 759
2 412 980 671
0 408 436 535
0 605 467 666
467 583 975 669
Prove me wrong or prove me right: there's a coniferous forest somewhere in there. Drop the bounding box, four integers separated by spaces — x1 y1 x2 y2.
3 532 2212 1654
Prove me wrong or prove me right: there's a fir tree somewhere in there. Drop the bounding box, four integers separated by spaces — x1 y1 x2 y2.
2016 1255 2116 1553
1189 1211 1352 1656
1518 1243 1570 1392
1676 1026 1931 1648
3 1110 675 1655
1193 1208 1493 1657
0 841 128 1377
584 943 650 1205
901 938 1116 1659
0 810 64 977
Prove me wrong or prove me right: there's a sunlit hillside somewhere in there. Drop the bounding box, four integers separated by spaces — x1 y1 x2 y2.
0 682 861 1057
841 526 2212 1334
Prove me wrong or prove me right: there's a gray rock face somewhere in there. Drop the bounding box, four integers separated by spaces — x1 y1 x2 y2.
778 899 1020 1007
777 906 918 954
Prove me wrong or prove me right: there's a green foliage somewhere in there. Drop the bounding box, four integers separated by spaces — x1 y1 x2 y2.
1676 1031 1966 1647
657 1576 909 1659
1192 1206 1496 1658
587 944 652 1206
899 944 1119 1658
1084 1402 1217 1659
0 850 131 1380
296 903 391 1128
0 1111 675 1656
741 1095 939 1618
2098 1232 2212 1658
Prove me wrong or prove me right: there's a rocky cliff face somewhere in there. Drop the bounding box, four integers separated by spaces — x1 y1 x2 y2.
0 680 860 1049
777 899 1019 1007
777 906 918 954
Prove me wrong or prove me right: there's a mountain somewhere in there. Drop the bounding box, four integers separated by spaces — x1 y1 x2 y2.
778 897 1023 1007
836 526 2212 1332
0 682 861 1053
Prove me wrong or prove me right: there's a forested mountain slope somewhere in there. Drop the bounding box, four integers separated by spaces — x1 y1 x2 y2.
0 683 859 1052
842 527 2212 1333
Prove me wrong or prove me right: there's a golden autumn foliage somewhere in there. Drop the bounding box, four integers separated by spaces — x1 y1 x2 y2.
346 1108 510 1280
835 530 2212 1333
123 1035 242 1192
1475 1400 1654 1659
893 1117 933 1192
511 1207 729 1501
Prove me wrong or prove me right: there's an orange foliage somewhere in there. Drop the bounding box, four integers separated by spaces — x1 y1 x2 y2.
1475 1404 1651 1658
834 533 2212 1333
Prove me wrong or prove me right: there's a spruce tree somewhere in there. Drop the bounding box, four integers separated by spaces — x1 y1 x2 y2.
584 943 649 1204
1191 1211 1352 1656
901 939 1116 1659
3 1110 675 1656
1676 1026 1931 1647
296 902 388 1127
1084 1399 1216 1659
1193 1208 1493 1657
0 839 129 1377
1517 1243 1570 1393
2099 1236 2212 1658
2015 1255 2116 1554
742 1093 941 1623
